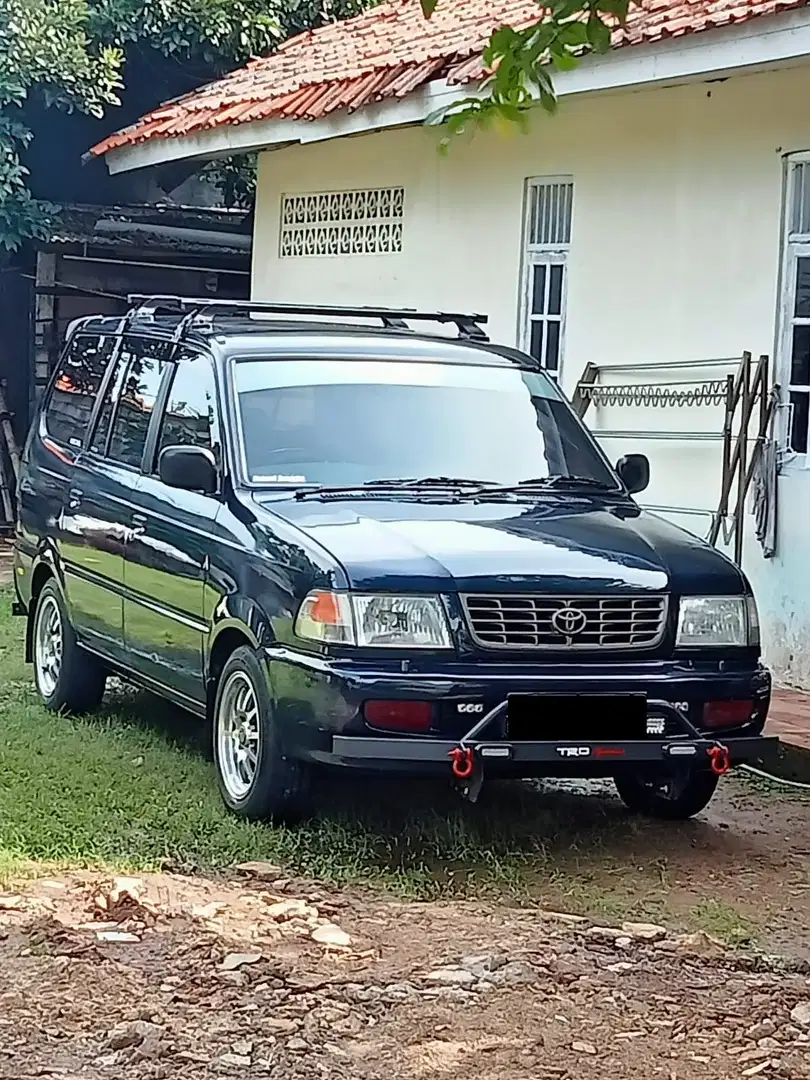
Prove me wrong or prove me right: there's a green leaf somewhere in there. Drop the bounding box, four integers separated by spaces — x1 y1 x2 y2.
557 21 590 47
538 87 558 114
420 0 438 17
597 0 631 22
586 14 612 52
551 50 579 72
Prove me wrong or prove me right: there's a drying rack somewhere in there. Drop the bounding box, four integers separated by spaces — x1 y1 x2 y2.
571 353 778 564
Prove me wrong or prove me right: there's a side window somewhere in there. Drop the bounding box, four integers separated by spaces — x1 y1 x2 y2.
44 334 117 449
107 337 172 470
155 351 221 470
89 349 129 456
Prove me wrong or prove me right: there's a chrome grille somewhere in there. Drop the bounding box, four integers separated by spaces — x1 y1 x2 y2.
461 595 668 651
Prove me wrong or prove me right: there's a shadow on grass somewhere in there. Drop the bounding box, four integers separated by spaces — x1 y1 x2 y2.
87 681 720 900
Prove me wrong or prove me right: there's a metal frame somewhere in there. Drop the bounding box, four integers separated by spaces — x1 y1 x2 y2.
708 352 777 562
126 295 489 342
332 699 775 766
571 352 777 562
332 733 776 765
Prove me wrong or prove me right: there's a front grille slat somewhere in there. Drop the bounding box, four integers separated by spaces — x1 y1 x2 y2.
461 594 668 651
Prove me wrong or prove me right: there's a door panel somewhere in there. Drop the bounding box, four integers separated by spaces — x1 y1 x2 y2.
35 330 124 652
62 334 172 659
122 349 223 705
59 456 132 659
123 478 219 703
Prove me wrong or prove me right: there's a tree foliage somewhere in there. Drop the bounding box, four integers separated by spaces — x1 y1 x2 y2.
421 0 633 147
0 0 632 249
0 0 364 250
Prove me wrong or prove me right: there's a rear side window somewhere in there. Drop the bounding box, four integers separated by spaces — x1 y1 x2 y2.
154 351 220 470
89 349 130 456
107 337 173 470
45 334 117 449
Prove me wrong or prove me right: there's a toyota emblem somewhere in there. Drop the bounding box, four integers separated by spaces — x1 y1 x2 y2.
551 605 588 638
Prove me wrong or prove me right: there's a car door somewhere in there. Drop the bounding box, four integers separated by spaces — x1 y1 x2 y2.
47 331 129 658
122 347 223 707
62 334 172 664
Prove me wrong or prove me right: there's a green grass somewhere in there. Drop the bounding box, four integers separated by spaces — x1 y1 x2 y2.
0 591 638 897
690 899 757 947
0 587 800 935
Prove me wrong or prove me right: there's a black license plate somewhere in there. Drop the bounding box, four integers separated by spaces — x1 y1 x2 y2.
507 694 647 741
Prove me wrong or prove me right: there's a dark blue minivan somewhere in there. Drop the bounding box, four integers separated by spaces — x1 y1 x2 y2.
13 297 775 821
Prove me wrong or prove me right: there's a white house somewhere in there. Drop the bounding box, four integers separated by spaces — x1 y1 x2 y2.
90 0 810 688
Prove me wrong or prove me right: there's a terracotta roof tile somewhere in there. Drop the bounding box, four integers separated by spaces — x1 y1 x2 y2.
90 0 809 157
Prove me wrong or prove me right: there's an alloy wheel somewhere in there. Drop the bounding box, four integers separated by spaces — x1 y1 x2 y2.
216 670 261 800
34 593 63 699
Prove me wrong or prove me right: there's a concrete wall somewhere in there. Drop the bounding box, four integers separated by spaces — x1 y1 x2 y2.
252 62 810 687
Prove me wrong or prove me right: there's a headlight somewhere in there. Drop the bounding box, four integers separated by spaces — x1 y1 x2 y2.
295 591 452 649
676 596 757 647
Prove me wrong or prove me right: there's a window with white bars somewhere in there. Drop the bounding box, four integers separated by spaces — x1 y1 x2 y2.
519 177 573 377
781 157 810 454
279 187 404 258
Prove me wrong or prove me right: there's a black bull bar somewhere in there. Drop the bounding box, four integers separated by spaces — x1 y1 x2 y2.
331 699 777 777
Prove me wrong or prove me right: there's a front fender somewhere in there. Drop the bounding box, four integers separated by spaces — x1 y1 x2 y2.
206 595 274 679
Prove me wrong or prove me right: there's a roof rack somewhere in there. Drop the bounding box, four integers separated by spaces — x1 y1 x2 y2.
126 295 489 342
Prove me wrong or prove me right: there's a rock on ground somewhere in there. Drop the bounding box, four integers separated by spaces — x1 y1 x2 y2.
0 870 809 1079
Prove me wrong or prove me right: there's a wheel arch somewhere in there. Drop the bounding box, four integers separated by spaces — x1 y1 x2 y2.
206 620 261 722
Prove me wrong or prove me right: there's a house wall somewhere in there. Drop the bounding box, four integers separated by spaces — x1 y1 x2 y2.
252 62 810 688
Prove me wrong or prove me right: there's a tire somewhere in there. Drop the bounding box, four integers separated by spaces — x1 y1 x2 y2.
212 645 311 821
31 580 106 714
614 765 720 821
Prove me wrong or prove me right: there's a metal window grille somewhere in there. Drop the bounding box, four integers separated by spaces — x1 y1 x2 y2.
520 178 573 377
790 161 810 237
526 179 574 248
783 159 810 453
279 187 404 258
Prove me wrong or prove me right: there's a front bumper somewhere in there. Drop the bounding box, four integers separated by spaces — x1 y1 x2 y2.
332 735 776 766
331 698 776 773
267 648 774 775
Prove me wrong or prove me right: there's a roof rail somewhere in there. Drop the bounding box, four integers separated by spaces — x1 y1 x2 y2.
126 295 489 342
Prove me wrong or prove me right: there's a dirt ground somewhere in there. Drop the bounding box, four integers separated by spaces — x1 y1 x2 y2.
566 776 810 959
2 832 810 1080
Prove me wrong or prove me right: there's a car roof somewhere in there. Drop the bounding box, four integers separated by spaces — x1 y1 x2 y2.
70 313 540 371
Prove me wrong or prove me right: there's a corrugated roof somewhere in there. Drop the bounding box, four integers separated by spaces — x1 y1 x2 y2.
90 0 809 158
46 203 252 256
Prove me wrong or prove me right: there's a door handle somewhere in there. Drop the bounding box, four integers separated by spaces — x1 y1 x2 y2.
130 512 147 538
66 488 82 510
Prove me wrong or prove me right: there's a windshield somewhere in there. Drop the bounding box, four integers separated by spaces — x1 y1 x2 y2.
232 357 618 489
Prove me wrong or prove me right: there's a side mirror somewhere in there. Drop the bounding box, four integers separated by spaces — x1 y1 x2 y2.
158 445 218 495
615 453 650 495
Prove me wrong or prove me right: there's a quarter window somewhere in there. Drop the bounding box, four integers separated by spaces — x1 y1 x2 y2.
107 338 172 470
45 334 117 449
89 350 129 456
154 352 220 472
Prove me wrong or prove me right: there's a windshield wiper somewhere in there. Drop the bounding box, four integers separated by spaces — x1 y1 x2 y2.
293 476 491 500
482 475 620 495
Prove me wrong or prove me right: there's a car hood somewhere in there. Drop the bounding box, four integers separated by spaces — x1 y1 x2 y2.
254 495 744 595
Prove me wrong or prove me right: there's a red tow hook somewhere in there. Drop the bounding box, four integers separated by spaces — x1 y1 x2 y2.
707 744 731 776
449 746 475 779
